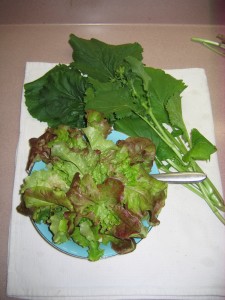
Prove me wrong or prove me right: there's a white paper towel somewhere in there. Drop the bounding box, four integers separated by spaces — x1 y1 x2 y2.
7 62 225 299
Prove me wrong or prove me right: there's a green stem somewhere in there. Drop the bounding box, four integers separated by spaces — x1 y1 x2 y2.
137 110 186 163
191 37 225 57
170 156 225 212
177 135 190 153
203 43 225 57
190 160 225 210
133 88 189 156
148 109 184 153
191 37 220 47
155 157 203 198
197 181 225 224
155 156 225 224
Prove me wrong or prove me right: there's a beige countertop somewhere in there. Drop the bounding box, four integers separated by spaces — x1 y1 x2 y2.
1 22 225 299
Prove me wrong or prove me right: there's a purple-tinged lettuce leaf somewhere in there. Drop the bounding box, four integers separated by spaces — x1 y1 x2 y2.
86 110 112 138
26 128 56 173
123 169 167 224
112 205 148 239
111 238 136 255
66 173 122 232
22 186 73 211
20 169 69 193
50 142 99 176
117 136 156 171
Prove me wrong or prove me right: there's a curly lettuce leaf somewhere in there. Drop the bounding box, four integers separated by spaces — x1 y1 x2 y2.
22 186 73 211
67 173 122 232
116 136 156 172
33 206 51 223
111 238 136 255
71 222 104 261
49 207 70 244
112 205 148 239
26 128 56 172
86 110 112 138
48 126 87 150
82 126 117 152
124 170 167 225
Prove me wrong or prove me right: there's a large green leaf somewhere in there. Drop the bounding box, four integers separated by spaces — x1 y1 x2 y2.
183 128 217 162
85 78 134 118
145 67 186 125
69 34 143 82
166 92 188 139
25 64 88 128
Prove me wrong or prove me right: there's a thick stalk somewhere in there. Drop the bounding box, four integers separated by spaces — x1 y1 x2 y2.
190 160 225 210
197 181 225 224
155 157 203 198
136 110 185 162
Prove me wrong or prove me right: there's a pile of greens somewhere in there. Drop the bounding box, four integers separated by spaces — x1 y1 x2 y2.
23 34 225 224
18 111 167 261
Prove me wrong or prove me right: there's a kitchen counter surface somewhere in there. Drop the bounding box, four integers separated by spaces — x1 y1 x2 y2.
1 23 225 299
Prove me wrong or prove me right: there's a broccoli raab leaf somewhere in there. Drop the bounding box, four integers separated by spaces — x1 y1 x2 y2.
23 34 225 229
85 78 134 119
69 34 143 82
18 111 167 261
25 63 88 128
183 129 217 162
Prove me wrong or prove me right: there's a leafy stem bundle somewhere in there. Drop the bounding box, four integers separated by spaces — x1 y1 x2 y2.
24 34 225 224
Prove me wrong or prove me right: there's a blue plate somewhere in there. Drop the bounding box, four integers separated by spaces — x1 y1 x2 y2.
31 130 159 259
